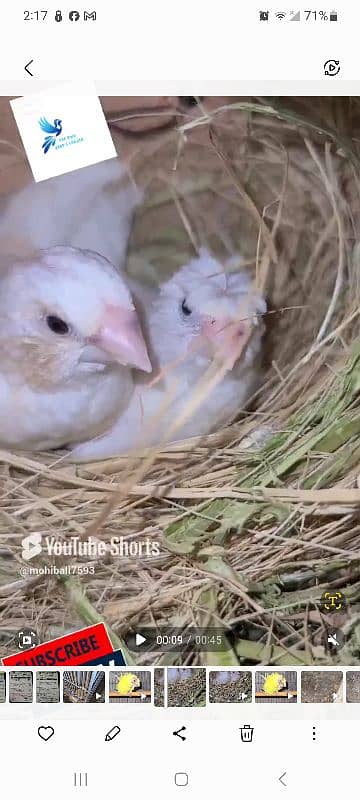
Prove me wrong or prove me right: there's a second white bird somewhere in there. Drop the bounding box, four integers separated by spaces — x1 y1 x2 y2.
71 249 266 461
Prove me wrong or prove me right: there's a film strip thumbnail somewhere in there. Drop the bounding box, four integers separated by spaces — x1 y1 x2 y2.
0 667 359 705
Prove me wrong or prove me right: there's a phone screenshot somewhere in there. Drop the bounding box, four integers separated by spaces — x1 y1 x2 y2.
0 2 359 797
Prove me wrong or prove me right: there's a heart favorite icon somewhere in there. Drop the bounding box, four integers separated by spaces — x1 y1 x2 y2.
38 725 55 741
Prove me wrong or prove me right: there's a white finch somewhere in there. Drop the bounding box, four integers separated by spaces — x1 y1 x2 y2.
71 249 266 461
0 158 140 266
0 246 151 451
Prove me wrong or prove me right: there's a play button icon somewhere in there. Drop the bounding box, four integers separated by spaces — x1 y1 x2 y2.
125 629 158 651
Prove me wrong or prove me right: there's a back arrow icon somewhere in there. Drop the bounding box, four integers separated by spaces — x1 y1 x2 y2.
279 772 287 787
25 60 34 76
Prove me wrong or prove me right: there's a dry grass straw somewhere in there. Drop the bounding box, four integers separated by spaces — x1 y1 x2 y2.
1 97 360 666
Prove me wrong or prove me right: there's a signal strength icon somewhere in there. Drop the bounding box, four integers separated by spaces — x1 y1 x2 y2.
275 11 286 19
290 10 301 21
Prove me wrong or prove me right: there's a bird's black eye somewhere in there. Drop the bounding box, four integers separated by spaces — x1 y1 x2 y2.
181 97 204 107
46 315 69 335
181 299 192 317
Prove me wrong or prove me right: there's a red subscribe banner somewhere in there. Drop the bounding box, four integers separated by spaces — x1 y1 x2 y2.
2 623 113 666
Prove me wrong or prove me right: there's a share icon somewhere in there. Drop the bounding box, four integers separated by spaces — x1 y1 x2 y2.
173 726 187 741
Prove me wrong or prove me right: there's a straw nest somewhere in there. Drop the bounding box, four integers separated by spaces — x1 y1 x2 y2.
2 98 360 667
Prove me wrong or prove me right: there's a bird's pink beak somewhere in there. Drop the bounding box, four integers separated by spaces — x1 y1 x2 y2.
200 316 249 368
91 304 152 373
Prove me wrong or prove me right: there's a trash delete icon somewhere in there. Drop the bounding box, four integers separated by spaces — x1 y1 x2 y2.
239 724 254 742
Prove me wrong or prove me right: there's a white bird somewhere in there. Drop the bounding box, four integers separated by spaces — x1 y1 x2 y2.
0 158 140 266
71 249 266 461
0 246 151 451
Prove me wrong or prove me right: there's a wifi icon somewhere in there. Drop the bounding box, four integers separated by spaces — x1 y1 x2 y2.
275 11 286 19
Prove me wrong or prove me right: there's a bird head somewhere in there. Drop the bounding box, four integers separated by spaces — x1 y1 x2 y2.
150 248 266 374
0 246 151 388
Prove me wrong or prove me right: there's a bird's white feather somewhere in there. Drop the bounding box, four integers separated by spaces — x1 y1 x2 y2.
0 158 141 267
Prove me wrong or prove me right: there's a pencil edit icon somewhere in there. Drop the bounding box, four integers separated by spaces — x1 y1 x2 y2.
105 725 121 742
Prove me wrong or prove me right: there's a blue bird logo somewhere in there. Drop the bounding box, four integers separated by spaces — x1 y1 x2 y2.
38 117 63 154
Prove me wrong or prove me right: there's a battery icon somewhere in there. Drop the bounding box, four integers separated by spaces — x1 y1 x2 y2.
330 11 338 21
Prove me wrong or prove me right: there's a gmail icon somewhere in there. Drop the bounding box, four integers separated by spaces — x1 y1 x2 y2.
84 10 96 20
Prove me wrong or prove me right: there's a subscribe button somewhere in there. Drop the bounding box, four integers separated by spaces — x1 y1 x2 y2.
2 623 113 666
